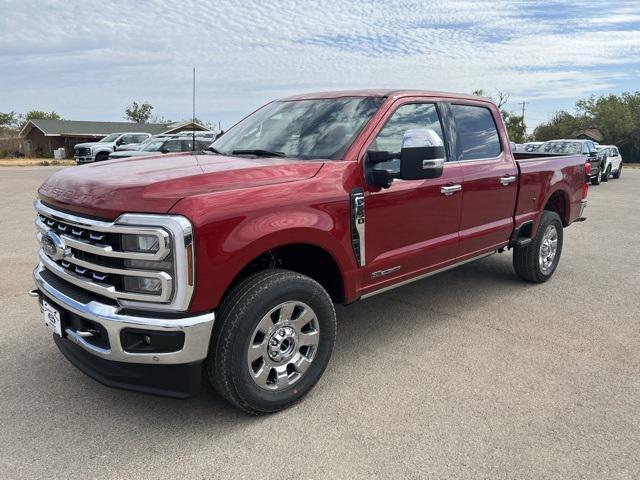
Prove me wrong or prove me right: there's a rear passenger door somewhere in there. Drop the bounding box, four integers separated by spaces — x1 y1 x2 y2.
449 103 518 259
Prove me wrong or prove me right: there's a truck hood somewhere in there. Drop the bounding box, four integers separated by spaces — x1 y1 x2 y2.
74 142 108 149
38 153 324 219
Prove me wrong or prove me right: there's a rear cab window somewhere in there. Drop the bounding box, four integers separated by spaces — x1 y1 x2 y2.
449 104 502 161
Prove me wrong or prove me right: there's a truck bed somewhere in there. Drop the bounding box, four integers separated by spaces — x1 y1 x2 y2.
513 153 588 234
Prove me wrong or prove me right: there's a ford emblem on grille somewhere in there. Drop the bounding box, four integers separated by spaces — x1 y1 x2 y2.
41 231 68 261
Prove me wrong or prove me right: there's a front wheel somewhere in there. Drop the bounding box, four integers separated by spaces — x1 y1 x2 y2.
601 165 611 182
206 269 336 414
513 211 564 283
94 152 109 162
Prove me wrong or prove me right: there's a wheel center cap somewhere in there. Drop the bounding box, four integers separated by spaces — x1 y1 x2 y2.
267 326 297 362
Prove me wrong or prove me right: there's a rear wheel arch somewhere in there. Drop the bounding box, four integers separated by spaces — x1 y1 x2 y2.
541 188 570 227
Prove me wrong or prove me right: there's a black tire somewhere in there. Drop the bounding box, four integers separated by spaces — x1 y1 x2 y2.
95 152 109 162
590 172 601 186
513 211 563 283
206 269 336 415
613 163 622 179
601 165 610 182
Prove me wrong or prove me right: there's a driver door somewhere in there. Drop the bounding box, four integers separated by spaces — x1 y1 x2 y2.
360 100 464 294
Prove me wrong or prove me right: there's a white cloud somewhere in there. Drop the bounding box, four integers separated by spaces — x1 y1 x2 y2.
0 0 639 127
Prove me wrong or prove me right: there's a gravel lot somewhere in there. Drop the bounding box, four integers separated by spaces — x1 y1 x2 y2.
1 166 638 479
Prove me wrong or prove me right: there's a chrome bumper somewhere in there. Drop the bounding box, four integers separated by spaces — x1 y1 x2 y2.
578 199 587 220
32 264 214 365
74 156 94 164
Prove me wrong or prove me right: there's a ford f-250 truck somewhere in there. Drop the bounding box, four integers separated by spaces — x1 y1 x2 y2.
31 90 589 414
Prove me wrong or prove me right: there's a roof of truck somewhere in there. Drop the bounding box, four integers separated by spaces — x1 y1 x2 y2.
281 89 489 102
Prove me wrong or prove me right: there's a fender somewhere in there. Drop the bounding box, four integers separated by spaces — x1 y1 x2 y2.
184 208 359 312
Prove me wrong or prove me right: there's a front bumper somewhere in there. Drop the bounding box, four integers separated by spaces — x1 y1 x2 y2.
74 156 94 164
32 264 215 396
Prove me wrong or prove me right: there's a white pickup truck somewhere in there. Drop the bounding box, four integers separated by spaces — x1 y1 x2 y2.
74 132 152 164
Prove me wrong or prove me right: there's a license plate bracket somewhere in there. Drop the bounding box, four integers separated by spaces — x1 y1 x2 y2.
43 299 63 337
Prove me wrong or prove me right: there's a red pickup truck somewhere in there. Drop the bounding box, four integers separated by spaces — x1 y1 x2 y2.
32 90 588 414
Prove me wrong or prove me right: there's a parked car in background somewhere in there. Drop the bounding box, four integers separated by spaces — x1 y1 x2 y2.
114 131 217 152
108 136 212 159
597 145 623 181
33 89 589 414
520 141 544 152
114 134 172 151
538 139 602 185
74 132 152 163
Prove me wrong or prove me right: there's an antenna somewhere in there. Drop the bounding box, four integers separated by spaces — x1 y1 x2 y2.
192 67 196 152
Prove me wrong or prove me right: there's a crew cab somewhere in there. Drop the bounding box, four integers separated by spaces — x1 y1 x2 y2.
74 132 152 164
31 90 589 414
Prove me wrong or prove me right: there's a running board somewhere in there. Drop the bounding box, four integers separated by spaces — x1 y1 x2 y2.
360 252 495 299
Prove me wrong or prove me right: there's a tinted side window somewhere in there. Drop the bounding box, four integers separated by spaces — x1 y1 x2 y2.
121 135 135 144
370 103 444 172
450 104 501 160
164 140 182 152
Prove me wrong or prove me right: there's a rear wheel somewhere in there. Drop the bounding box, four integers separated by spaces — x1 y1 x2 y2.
513 210 563 283
601 165 611 182
206 269 336 414
613 163 622 179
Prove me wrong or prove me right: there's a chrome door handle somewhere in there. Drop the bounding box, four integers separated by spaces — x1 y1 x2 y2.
441 184 462 196
500 175 517 186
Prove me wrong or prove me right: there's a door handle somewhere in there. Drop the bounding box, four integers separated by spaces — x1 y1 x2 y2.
500 175 517 186
440 184 462 196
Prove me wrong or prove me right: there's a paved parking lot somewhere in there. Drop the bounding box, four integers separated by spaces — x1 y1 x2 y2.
1 166 638 479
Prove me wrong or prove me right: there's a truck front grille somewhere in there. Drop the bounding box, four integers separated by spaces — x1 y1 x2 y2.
35 200 195 312
75 147 91 157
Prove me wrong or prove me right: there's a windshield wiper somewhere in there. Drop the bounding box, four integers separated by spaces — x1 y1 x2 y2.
232 149 286 157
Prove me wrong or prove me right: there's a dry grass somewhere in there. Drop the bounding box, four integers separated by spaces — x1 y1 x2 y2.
0 158 75 167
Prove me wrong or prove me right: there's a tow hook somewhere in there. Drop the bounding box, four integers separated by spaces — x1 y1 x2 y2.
28 289 39 298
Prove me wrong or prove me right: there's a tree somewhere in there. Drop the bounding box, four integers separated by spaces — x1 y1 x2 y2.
503 112 528 143
18 110 62 130
0 111 18 136
125 102 154 123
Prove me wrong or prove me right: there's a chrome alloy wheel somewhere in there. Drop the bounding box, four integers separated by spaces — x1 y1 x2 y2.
247 301 320 391
539 224 559 275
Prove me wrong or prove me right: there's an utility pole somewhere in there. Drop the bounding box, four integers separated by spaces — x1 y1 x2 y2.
520 100 529 120
192 67 196 151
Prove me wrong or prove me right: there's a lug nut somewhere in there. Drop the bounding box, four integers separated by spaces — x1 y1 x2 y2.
271 339 278 346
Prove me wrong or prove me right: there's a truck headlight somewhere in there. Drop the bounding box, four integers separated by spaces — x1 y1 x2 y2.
122 234 161 253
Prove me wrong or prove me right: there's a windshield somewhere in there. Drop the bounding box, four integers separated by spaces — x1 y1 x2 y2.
212 97 384 160
100 133 120 143
540 141 581 154
141 140 166 152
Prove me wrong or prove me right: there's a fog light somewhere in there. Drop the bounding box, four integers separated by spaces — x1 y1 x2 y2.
124 276 162 295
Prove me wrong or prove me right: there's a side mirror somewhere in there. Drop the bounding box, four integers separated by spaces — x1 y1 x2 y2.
366 129 445 188
160 147 170 154
612 152 619 157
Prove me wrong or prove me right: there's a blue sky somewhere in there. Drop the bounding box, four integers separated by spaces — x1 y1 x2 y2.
1 0 639 132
